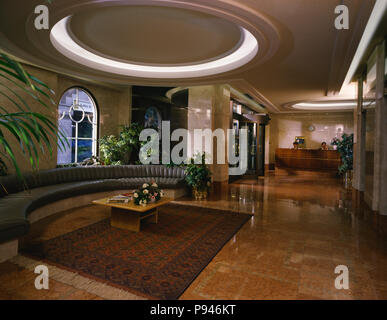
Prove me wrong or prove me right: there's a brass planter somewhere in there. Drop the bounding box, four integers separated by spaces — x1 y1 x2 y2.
192 188 208 200
343 170 353 189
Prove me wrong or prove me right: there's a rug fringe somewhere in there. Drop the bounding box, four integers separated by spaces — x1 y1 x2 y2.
10 255 147 300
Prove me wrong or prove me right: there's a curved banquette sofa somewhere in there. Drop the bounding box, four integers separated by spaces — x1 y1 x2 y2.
0 165 186 247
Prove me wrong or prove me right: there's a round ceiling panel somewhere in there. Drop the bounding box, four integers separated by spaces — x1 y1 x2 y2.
50 5 259 78
0 0 281 83
68 6 244 66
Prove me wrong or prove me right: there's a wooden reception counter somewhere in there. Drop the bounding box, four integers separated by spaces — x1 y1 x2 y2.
275 148 341 176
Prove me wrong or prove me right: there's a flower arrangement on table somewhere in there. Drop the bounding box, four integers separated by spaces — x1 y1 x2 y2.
133 182 164 206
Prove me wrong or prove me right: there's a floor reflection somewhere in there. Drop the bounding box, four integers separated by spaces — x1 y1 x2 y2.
179 174 387 300
0 174 386 300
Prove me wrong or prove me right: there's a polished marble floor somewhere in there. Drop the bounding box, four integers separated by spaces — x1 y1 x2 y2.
0 174 386 300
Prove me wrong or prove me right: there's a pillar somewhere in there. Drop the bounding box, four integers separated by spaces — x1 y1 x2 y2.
373 41 387 214
353 76 366 191
187 85 231 183
212 85 231 182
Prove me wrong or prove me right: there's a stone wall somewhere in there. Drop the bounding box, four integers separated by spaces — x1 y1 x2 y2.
187 85 231 182
0 64 131 174
268 112 354 165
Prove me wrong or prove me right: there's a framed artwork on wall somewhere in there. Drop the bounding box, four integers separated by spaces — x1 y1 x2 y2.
144 106 162 132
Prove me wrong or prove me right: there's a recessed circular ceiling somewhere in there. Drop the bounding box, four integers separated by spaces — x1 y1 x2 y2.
69 6 243 66
287 99 374 111
50 5 258 78
291 101 358 110
0 0 281 84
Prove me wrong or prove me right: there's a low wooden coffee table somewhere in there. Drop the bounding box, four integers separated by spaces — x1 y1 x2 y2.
92 197 172 232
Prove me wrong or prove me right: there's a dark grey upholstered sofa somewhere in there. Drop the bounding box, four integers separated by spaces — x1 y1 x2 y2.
0 165 186 243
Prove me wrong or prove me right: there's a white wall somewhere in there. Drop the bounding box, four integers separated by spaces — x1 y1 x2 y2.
268 112 354 164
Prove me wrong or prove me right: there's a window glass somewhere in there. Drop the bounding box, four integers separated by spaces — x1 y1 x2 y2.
57 88 98 164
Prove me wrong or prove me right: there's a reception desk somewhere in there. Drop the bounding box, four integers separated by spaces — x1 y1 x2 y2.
275 148 341 176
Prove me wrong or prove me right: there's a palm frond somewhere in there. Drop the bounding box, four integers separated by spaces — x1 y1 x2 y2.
0 52 69 177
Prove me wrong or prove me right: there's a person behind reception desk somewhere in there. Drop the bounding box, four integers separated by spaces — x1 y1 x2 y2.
320 142 329 150
292 141 299 150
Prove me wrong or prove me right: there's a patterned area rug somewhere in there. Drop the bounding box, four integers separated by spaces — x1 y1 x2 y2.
22 204 250 299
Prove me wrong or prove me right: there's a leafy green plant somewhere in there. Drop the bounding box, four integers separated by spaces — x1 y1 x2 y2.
0 52 67 177
184 152 212 191
99 123 144 165
119 123 144 163
99 135 122 165
331 133 354 175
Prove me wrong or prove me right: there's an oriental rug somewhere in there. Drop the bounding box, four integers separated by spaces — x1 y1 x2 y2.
22 204 250 299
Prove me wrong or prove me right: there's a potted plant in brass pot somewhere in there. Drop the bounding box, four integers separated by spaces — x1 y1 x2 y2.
331 133 354 188
184 153 212 200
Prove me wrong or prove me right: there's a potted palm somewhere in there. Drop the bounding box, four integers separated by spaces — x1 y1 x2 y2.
184 153 212 200
0 52 67 178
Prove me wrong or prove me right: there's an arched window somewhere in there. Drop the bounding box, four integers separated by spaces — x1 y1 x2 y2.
57 87 98 164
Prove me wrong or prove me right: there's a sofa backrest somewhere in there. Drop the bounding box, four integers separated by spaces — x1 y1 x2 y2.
0 165 186 198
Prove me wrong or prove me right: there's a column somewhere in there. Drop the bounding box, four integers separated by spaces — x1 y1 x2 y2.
212 85 231 182
353 76 366 191
187 85 231 183
373 41 387 214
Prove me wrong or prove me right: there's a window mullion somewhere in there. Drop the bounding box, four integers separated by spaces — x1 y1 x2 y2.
75 122 78 163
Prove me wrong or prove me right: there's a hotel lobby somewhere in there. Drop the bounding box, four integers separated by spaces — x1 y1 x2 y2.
0 0 386 302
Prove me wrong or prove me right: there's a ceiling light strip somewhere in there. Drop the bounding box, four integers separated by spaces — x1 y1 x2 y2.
50 16 258 78
341 0 387 88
